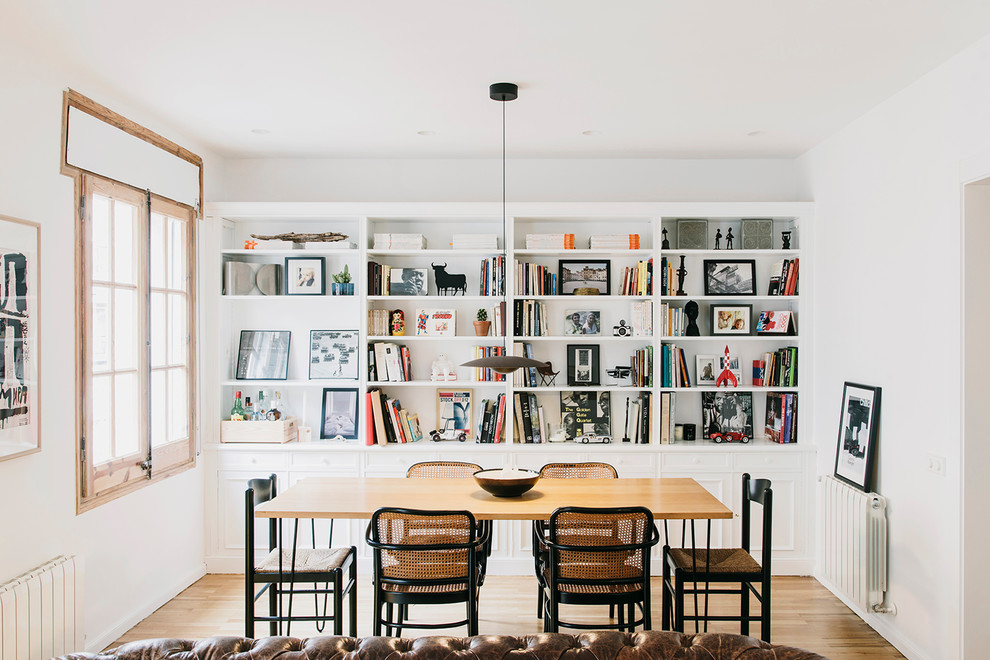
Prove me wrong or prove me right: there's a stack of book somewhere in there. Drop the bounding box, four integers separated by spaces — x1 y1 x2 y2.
659 257 677 296
513 392 547 443
373 233 426 250
589 234 640 249
767 258 799 295
630 300 653 336
366 389 423 445
367 309 392 336
513 299 549 336
367 262 389 295
755 346 798 387
618 259 653 295
620 392 653 443
471 345 506 382
526 233 575 249
476 393 507 443
661 344 691 387
660 303 686 337
512 342 539 387
514 260 558 295
451 234 498 249
629 346 654 387
479 256 505 296
369 342 412 382
765 392 798 443
478 302 506 336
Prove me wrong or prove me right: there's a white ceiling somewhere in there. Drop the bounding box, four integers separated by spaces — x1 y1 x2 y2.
10 0 990 159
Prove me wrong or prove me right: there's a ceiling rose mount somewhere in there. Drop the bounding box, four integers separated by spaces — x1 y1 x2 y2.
489 82 518 102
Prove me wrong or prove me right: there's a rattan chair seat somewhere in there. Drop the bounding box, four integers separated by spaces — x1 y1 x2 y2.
667 547 762 575
256 547 352 574
382 581 470 594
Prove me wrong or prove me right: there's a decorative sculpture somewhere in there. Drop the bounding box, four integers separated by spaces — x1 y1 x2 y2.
725 228 734 249
244 239 258 250
249 231 349 244
684 300 701 336
430 262 467 295
675 255 687 296
781 231 792 249
661 228 670 250
714 229 722 250
391 309 405 336
430 353 457 381
715 345 739 388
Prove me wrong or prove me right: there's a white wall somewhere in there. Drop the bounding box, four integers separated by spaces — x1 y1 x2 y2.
0 31 222 652
797 33 990 660
217 157 802 202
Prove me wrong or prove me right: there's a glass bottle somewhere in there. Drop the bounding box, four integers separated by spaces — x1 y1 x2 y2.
244 396 254 421
255 390 267 421
229 391 246 421
266 391 283 421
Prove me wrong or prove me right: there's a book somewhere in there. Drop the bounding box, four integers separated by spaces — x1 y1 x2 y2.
560 390 610 440
383 343 404 381
519 394 534 443
767 260 784 295
493 394 506 443
373 343 389 381
536 404 548 446
755 310 795 334
364 391 376 446
369 389 389 445
529 393 542 443
387 398 406 442
765 392 784 443
405 411 423 442
513 393 526 442
415 308 456 336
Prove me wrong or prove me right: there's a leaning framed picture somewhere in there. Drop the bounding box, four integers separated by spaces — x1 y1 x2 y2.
235 330 291 380
435 388 474 441
284 256 326 295
563 310 601 335
701 391 754 440
703 259 757 296
834 382 881 492
711 304 753 336
559 260 611 295
696 355 717 386
566 343 601 386
560 390 611 439
0 214 41 462
309 330 359 380
320 387 358 440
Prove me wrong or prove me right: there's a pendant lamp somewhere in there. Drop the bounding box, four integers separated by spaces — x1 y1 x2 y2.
461 83 549 376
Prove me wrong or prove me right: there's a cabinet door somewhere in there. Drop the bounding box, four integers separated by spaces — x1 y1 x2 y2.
732 470 806 565
218 469 289 556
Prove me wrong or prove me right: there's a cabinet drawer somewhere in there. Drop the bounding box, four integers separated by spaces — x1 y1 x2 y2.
661 452 731 471
364 452 436 475
733 452 804 472
217 450 289 471
609 453 658 477
290 452 360 472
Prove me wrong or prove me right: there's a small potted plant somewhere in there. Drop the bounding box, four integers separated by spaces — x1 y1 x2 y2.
473 308 491 336
331 265 353 295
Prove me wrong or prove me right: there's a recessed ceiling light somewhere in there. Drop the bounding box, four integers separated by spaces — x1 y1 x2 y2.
581 130 601 136
251 129 270 135
417 130 436 136
746 130 766 137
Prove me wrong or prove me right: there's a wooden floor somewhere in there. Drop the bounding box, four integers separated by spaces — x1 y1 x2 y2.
109 574 902 659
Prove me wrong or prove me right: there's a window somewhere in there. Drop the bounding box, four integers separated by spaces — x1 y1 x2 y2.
77 175 197 510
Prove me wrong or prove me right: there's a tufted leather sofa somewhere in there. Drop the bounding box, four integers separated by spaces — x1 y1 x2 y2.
59 630 827 659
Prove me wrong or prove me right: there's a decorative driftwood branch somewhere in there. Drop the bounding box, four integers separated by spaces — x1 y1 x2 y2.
249 232 349 243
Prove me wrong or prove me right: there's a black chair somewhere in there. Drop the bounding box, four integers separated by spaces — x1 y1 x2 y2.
533 462 618 618
662 473 773 641
535 506 660 633
366 507 488 636
245 474 357 637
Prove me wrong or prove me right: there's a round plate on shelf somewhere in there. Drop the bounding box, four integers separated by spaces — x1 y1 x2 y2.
256 264 281 296
223 261 255 295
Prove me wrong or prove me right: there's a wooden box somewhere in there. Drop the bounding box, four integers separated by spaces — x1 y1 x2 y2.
220 417 298 444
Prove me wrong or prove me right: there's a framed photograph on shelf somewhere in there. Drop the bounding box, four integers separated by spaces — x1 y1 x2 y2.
696 355 717 386
834 382 881 492
701 391 754 440
284 256 325 295
235 330 291 380
435 389 474 441
0 214 41 462
389 268 427 296
711 304 753 336
559 260 611 295
320 387 358 440
703 259 756 296
309 330 359 380
563 310 601 335
560 390 611 439
566 343 601 386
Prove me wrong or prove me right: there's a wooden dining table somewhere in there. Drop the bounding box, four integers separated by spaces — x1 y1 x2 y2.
254 476 733 521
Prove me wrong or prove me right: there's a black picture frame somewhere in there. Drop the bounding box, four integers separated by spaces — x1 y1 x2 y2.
284 256 326 295
710 303 753 336
834 382 882 492
566 343 600 386
703 259 757 296
309 330 359 380
320 387 359 440
235 330 291 380
701 390 754 440
559 260 611 295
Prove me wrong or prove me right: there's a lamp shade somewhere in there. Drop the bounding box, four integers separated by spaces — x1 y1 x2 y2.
461 354 548 375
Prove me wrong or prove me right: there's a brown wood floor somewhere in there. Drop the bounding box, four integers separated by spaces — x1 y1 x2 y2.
109 574 903 659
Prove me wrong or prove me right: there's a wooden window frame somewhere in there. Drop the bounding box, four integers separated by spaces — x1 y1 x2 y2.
62 90 201 513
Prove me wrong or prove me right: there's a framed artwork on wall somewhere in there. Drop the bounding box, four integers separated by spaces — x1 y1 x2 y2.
834 382 882 492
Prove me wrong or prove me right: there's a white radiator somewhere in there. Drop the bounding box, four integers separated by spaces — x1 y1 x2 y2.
821 475 888 612
0 555 84 660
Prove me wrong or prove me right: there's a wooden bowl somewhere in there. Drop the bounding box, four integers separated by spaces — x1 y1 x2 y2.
473 468 540 498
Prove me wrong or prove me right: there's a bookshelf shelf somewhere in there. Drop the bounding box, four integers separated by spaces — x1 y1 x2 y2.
367 249 497 256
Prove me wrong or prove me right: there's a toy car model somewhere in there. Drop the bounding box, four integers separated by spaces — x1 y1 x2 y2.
430 418 468 442
709 431 750 444
575 433 612 444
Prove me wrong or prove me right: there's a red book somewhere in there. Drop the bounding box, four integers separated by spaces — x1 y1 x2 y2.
785 259 799 296
364 392 375 445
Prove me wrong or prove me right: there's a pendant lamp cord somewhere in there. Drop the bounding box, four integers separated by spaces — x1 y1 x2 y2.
501 94 508 359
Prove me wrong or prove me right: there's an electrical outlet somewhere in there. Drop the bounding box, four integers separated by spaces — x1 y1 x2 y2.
927 453 946 476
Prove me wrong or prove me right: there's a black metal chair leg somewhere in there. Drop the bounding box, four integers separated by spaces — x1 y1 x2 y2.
333 572 343 635
349 552 358 636
762 575 772 642
674 574 685 633
740 580 750 636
